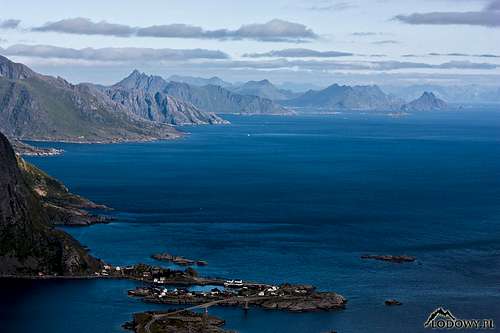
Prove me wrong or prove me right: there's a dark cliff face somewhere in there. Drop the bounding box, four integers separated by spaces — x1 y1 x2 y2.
0 132 102 276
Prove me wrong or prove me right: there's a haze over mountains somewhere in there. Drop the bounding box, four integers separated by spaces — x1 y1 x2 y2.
282 83 448 112
401 92 448 112
167 74 450 112
283 84 404 111
0 54 457 145
231 79 299 101
168 75 233 89
383 84 500 104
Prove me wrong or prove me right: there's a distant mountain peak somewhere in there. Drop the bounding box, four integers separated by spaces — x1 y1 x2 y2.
402 91 448 111
284 83 403 110
233 79 298 101
115 70 166 92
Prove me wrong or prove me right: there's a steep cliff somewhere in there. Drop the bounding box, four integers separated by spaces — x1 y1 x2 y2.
0 132 103 275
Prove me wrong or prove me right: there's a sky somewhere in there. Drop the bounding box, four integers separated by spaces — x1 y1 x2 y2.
0 0 500 87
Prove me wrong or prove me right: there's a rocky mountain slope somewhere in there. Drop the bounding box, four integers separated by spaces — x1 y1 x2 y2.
110 70 292 116
401 92 448 111
18 157 110 226
104 70 228 125
231 79 298 101
283 84 403 111
0 55 181 143
0 132 103 276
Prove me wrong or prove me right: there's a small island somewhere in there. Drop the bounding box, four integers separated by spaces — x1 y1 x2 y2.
152 253 208 267
123 310 233 333
361 255 416 263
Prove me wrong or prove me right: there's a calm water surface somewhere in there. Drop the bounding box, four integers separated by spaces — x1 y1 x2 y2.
1 111 500 332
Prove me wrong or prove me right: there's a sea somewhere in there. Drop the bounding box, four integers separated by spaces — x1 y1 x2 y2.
1 109 500 333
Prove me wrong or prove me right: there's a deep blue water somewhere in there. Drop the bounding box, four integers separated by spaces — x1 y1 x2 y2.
2 111 500 332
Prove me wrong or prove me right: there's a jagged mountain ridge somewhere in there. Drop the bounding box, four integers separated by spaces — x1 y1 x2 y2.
103 70 228 125
110 70 292 115
0 55 181 143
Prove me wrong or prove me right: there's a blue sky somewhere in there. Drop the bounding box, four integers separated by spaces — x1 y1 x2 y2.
1 0 499 86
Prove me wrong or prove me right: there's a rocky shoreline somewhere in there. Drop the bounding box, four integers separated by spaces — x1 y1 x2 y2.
123 310 233 333
12 140 64 157
17 156 113 226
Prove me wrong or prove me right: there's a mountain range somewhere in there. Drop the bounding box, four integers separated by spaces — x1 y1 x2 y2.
0 55 452 146
383 84 500 104
119 71 293 115
101 70 228 126
0 56 291 144
282 84 404 111
0 56 181 143
281 83 448 112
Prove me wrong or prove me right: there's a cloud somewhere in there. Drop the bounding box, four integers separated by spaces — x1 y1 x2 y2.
403 52 500 58
182 59 499 72
3 44 497 73
0 19 21 29
372 40 400 45
33 18 134 37
138 19 317 42
229 19 318 42
370 60 498 70
394 0 500 27
486 0 500 10
307 1 355 11
32 17 318 42
351 32 378 36
243 48 354 58
0 44 229 62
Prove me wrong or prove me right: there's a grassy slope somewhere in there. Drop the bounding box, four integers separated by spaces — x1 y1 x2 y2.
0 76 181 142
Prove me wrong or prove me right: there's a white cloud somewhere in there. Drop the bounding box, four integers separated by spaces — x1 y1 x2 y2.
32 18 318 42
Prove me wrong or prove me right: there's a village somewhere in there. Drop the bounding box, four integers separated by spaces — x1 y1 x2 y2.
128 278 347 312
